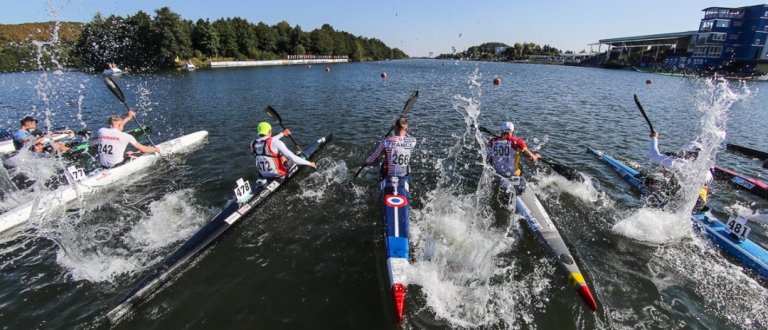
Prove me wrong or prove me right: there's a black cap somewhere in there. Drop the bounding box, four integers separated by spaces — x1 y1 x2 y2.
20 116 37 125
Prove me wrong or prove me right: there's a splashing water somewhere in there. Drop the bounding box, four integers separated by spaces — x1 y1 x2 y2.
612 79 751 244
52 189 208 283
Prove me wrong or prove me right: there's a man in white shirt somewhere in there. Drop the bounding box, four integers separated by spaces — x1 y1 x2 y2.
97 110 160 168
250 122 315 178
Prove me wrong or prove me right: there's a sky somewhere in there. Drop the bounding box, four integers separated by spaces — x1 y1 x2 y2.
2 0 766 57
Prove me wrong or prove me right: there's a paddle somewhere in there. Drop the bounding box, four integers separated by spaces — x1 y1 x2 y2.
350 91 419 183
103 77 157 148
264 106 308 160
633 94 655 135
476 124 584 182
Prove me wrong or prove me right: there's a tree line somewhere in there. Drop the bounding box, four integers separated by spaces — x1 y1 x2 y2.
437 42 564 61
0 7 408 73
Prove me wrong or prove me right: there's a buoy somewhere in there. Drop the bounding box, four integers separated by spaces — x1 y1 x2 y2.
381 72 387 78
442 62 445 66
308 65 311 68
378 62 380 65
326 67 330 72
646 79 652 84
493 77 501 85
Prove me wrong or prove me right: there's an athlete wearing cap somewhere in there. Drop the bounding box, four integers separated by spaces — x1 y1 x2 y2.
97 110 160 168
488 121 541 178
363 118 416 178
13 115 73 152
250 122 315 178
649 131 712 212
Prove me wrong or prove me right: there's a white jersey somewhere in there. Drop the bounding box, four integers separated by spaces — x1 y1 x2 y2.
98 127 137 167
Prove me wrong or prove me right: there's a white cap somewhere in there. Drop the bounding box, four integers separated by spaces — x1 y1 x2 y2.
680 141 702 153
501 122 514 132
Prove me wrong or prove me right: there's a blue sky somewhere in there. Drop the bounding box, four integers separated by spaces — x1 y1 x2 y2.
3 0 765 57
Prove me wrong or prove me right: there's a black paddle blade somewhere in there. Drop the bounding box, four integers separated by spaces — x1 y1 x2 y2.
401 91 419 117
476 125 496 136
544 160 584 182
103 77 126 103
264 106 282 123
633 94 655 134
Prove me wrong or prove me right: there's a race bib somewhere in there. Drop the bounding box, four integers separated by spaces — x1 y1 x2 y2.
234 178 252 201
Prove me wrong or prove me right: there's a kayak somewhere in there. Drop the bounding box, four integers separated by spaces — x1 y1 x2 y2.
726 143 768 161
106 132 332 324
0 130 209 234
0 126 150 155
587 147 768 280
0 131 77 154
726 143 768 169
380 175 410 324
510 180 598 311
713 165 768 200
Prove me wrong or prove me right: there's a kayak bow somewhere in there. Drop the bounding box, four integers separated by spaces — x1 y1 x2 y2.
713 165 768 200
381 175 410 324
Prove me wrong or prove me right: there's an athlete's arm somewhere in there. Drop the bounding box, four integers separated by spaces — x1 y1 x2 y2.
649 136 679 168
131 141 161 153
523 149 541 162
364 140 386 165
273 139 312 167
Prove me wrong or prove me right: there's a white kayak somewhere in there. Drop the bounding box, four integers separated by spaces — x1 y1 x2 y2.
0 132 75 154
0 130 208 234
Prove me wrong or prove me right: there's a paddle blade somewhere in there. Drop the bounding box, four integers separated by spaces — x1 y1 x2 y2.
476 125 496 137
103 77 126 103
401 91 419 117
264 106 282 123
544 160 584 182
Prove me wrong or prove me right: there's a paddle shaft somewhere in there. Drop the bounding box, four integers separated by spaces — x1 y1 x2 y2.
276 121 308 159
118 101 157 148
633 94 655 134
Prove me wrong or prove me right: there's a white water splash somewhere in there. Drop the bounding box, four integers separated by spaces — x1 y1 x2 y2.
54 189 207 282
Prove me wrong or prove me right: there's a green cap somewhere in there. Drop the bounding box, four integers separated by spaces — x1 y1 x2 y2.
257 122 272 136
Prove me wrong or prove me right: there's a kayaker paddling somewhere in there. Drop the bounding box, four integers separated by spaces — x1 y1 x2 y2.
362 118 416 180
251 122 315 179
13 116 73 153
649 131 712 212
487 121 541 193
98 110 160 168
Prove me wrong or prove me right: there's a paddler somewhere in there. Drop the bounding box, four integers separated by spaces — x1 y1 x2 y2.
487 121 541 193
97 110 160 168
649 131 712 212
251 122 315 178
13 116 73 153
362 118 416 179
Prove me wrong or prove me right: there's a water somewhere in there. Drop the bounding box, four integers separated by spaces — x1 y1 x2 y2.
1 60 767 329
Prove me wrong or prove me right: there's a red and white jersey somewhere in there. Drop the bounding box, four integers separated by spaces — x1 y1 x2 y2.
98 127 137 167
488 135 528 176
366 134 417 177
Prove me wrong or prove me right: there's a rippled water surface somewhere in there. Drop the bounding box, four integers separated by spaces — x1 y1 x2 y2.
1 60 767 329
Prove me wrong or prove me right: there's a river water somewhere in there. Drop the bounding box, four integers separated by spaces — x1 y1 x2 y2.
0 60 767 329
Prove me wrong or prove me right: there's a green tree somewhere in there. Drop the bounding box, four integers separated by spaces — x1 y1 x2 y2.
152 7 191 66
212 18 237 58
192 18 219 58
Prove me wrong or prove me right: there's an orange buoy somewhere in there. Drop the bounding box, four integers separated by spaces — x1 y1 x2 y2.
326 67 330 72
381 72 387 78
378 62 380 65
493 77 501 85
308 65 311 68
646 79 652 84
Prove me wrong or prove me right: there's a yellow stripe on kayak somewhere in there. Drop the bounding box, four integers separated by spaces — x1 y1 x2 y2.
568 273 586 288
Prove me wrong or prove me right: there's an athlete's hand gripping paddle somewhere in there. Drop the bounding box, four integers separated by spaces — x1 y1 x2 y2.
103 77 157 149
350 91 419 185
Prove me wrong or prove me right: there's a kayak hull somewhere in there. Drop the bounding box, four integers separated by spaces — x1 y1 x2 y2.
0 130 209 234
713 165 768 200
381 175 410 324
514 188 597 311
106 133 332 324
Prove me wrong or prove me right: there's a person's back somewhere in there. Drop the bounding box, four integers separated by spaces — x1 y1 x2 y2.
98 126 137 167
363 118 415 178
649 131 712 212
488 122 540 178
250 122 315 179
